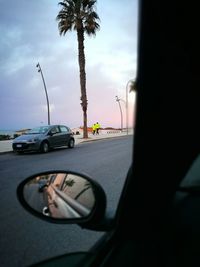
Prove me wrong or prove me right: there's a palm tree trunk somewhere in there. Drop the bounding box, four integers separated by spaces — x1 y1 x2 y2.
77 28 88 138
74 186 91 200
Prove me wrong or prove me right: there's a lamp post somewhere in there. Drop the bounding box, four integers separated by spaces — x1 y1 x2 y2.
126 79 134 135
36 62 50 125
115 95 124 132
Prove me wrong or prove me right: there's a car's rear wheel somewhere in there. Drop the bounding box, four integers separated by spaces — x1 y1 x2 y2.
68 138 75 148
40 141 49 153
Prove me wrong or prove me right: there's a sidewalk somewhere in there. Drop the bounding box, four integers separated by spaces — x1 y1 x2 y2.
0 131 133 154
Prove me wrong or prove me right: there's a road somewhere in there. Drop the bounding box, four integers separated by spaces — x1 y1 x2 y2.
0 136 133 267
24 183 47 213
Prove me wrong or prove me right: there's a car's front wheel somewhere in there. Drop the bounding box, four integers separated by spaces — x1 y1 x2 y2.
40 141 49 153
68 138 75 148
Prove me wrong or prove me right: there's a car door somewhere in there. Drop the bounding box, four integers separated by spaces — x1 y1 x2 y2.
59 125 71 146
48 126 62 147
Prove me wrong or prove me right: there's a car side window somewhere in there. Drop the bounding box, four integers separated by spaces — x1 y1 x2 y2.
60 126 70 133
50 127 60 135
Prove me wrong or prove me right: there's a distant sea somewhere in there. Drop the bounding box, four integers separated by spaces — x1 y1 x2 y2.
0 130 16 137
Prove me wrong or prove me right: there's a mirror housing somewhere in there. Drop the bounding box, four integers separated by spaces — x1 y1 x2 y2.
17 170 106 227
48 132 54 136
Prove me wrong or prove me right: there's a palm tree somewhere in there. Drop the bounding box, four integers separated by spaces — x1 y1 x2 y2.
56 0 100 138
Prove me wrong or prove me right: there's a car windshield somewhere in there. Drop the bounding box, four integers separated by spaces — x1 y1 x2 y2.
27 127 49 134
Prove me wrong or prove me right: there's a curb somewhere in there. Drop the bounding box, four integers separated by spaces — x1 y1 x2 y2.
76 134 129 144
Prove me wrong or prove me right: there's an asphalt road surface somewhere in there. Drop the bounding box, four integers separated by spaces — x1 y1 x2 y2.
0 136 133 267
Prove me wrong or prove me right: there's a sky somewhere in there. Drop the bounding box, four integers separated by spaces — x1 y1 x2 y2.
0 0 138 130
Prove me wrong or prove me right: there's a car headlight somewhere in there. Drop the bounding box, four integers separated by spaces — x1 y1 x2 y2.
27 138 39 143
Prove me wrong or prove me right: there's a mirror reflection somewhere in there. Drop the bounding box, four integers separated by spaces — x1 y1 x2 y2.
23 172 95 219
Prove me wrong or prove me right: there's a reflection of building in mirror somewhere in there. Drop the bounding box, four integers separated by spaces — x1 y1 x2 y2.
23 173 95 219
45 173 95 218
61 174 95 209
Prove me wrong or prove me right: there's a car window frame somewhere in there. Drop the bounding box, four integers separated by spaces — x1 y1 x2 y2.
49 126 60 135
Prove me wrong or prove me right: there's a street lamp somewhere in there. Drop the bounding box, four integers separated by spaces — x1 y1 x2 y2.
36 62 50 125
115 95 124 132
126 79 134 135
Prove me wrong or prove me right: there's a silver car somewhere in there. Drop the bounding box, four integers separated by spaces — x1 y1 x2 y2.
12 125 75 153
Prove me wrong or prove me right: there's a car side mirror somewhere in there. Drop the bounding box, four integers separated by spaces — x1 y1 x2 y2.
17 171 106 226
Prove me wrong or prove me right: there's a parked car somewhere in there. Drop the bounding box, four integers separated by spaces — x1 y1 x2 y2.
12 125 75 153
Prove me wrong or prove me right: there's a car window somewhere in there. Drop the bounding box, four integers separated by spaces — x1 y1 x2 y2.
60 126 70 133
28 126 49 134
50 126 60 134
